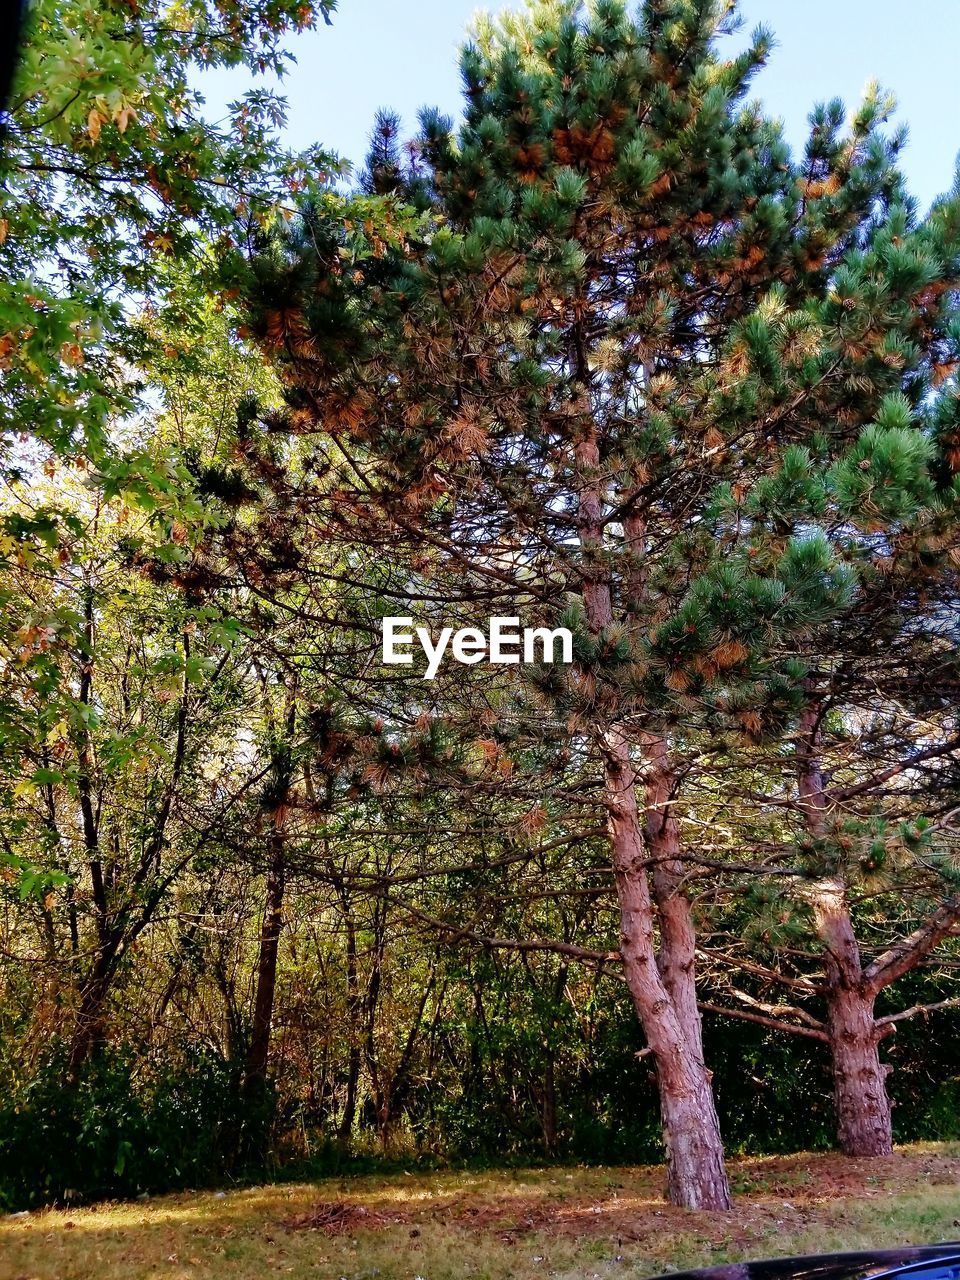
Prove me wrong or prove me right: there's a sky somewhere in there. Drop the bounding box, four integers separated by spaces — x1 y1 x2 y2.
199 1 960 209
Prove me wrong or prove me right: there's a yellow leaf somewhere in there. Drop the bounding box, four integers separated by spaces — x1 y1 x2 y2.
114 103 137 133
46 719 69 744
87 108 105 142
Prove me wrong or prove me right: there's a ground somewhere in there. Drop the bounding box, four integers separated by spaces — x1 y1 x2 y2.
1 1146 959 1280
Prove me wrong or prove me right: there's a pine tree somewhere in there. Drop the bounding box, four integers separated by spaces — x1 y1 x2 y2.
237 0 960 1207
699 514 960 1159
698 212 960 1156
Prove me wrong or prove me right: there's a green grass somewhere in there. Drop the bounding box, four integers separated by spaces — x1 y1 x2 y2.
1 1145 959 1280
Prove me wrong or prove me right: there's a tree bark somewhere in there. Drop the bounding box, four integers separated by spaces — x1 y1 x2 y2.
810 881 893 1155
798 700 893 1156
824 985 892 1156
67 946 117 1076
606 729 731 1209
245 823 287 1087
67 619 193 1078
575 427 730 1210
338 914 361 1144
644 734 704 1054
644 735 728 1192
245 690 297 1090
67 582 113 1078
540 1055 558 1155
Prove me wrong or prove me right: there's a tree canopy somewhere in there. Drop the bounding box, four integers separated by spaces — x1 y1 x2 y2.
0 0 958 1216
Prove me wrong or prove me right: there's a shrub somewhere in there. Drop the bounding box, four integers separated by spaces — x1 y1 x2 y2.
0 1047 265 1209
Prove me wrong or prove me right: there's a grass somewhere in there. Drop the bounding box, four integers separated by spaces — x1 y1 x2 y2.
1 1145 959 1280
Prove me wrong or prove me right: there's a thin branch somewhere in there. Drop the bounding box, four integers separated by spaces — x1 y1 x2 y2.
389 898 621 966
876 996 960 1027
863 896 960 995
698 1001 829 1042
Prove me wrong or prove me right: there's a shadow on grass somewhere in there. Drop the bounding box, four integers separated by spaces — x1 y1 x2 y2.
1 1149 959 1280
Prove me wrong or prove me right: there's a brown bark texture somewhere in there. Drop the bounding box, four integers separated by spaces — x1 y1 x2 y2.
245 820 288 1087
576 433 731 1210
798 702 893 1156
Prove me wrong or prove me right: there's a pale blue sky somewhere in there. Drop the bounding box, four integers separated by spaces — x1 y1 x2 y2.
200 1 960 208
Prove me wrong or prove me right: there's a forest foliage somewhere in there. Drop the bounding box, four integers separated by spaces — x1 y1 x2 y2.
0 0 958 1211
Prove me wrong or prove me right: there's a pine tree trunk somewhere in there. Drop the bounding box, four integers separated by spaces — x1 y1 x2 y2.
813 884 893 1156
798 701 893 1157
575 426 730 1210
644 734 704 1047
657 1056 731 1209
642 738 728 1197
606 730 731 1209
824 982 892 1156
245 690 297 1093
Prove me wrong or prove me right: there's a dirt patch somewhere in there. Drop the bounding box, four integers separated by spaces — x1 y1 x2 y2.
278 1191 764 1245
280 1200 395 1234
734 1152 960 1201
278 1152 960 1246
438 1195 778 1245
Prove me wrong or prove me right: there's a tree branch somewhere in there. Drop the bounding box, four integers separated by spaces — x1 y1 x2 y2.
698 1000 829 1042
863 896 960 996
876 996 960 1027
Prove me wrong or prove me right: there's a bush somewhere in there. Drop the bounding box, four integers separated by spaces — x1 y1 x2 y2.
0 1047 266 1209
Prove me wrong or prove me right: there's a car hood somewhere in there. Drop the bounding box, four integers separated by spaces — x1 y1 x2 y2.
650 1245 960 1280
